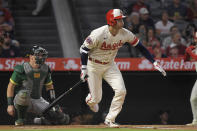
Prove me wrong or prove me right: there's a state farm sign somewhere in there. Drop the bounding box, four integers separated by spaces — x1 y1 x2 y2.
2 59 27 70
0 58 195 71
158 59 195 70
136 59 196 71
116 61 130 70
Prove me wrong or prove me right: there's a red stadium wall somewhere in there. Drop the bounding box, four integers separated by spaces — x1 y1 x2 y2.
0 58 196 71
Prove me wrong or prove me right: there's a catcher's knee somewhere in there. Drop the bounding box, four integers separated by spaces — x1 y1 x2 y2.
15 90 30 106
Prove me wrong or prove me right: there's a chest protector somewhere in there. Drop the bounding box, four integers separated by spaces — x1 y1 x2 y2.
23 62 49 99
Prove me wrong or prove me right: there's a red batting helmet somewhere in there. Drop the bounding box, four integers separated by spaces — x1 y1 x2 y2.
106 9 126 26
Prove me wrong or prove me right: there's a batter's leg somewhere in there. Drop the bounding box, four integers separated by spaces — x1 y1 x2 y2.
86 64 103 112
190 80 197 123
103 62 126 123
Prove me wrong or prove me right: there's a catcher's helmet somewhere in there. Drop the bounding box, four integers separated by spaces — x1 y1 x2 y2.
106 9 126 26
30 45 48 65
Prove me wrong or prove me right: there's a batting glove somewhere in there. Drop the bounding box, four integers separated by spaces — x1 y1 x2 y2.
80 65 88 82
153 61 166 76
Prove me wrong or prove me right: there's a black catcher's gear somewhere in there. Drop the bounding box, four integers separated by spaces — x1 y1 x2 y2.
30 45 48 65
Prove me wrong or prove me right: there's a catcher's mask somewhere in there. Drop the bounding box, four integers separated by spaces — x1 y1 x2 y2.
30 45 48 65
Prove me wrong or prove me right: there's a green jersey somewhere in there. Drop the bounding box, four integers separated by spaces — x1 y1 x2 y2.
10 62 53 99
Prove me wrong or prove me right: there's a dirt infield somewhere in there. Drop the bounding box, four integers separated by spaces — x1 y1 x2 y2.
1 125 197 130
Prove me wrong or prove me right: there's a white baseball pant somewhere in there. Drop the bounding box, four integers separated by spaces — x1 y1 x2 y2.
190 79 197 122
86 60 126 122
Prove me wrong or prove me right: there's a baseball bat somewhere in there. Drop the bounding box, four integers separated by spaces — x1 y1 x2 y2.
42 77 86 115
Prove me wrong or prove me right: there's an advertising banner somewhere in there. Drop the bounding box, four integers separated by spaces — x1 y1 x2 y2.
0 58 195 71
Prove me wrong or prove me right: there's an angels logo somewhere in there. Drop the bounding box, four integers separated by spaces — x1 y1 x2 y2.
138 59 153 69
85 37 93 45
63 60 79 70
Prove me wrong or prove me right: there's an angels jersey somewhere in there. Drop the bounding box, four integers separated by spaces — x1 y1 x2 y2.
82 25 139 63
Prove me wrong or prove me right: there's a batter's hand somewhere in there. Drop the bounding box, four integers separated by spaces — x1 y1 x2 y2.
7 105 15 117
80 65 88 82
153 61 166 76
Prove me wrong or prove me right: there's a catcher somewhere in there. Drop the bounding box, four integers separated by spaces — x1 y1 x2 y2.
184 32 197 126
6 45 69 125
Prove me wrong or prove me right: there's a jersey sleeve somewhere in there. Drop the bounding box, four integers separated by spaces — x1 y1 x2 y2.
124 29 139 47
10 71 21 85
83 31 98 49
10 65 24 85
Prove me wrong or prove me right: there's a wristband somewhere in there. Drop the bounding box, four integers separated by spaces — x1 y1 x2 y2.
7 97 14 105
81 65 87 70
49 89 56 102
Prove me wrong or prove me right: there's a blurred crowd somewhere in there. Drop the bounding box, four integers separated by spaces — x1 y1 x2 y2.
0 0 20 58
2 0 197 59
121 0 197 58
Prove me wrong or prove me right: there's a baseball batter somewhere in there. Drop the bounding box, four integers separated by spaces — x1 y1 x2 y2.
185 32 197 126
80 9 166 127
7 45 69 125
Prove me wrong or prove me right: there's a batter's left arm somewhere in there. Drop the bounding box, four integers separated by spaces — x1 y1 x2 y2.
135 41 155 63
135 41 167 76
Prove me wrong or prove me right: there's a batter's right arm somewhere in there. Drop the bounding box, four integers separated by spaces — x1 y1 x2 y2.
80 45 90 82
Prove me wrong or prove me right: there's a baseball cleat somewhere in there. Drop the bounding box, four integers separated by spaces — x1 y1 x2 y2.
15 119 24 126
186 121 197 126
104 119 119 128
89 104 99 112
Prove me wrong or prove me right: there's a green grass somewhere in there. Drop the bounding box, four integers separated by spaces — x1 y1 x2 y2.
0 129 196 131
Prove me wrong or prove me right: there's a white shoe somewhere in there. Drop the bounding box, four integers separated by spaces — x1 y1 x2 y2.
104 119 119 128
186 121 197 126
